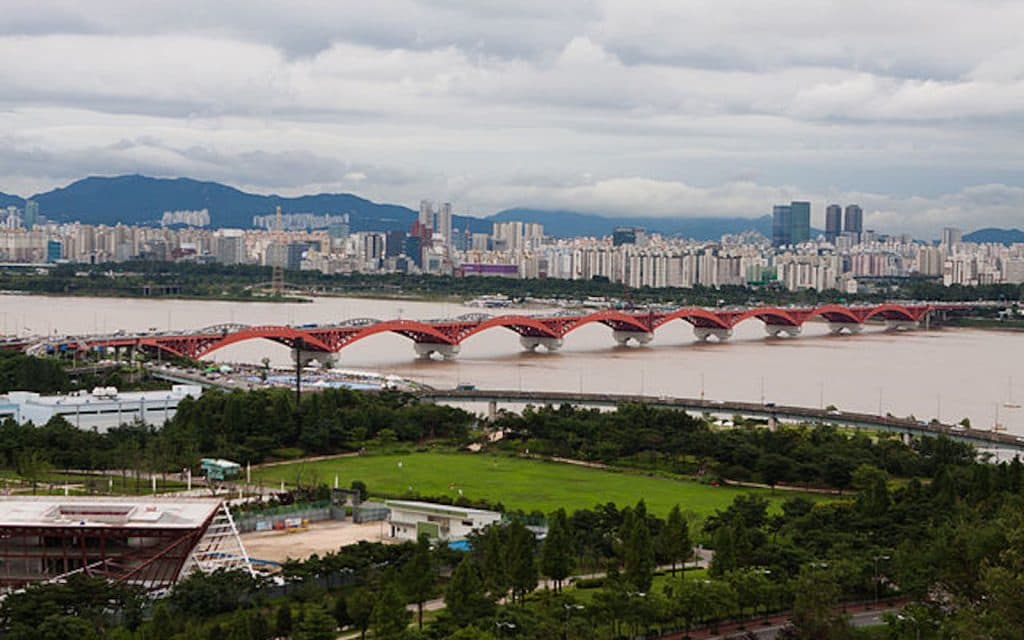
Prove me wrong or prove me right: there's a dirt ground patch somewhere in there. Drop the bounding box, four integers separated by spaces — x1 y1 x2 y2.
242 520 391 564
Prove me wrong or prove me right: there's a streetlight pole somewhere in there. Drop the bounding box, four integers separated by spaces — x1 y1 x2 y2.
293 337 304 434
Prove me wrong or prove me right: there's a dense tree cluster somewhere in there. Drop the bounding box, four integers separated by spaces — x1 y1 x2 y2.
494 403 974 489
0 388 477 475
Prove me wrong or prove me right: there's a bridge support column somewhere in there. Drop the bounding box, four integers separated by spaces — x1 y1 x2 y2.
413 343 460 360
828 322 864 335
612 330 654 347
487 400 497 420
885 320 919 331
902 432 912 445
764 324 802 338
292 350 337 368
693 327 733 342
519 336 564 352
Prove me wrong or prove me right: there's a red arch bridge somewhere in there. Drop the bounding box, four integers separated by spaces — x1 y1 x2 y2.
25 302 973 365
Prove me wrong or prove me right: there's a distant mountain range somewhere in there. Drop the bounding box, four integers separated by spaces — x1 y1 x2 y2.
962 228 1024 244
3 174 1014 242
0 175 775 239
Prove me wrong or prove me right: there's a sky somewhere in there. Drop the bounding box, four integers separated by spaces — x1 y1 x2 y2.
1 1 1023 238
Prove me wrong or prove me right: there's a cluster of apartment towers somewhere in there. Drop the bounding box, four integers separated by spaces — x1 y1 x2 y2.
772 201 863 247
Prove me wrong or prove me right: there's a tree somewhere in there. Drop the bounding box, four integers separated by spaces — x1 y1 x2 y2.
402 534 436 629
16 450 53 495
657 505 692 576
275 604 293 639
506 521 538 604
475 525 509 599
36 615 100 640
350 480 368 502
757 453 792 490
540 508 574 592
370 580 410 640
445 557 495 626
346 588 375 640
787 567 852 640
295 603 336 640
851 464 890 517
621 502 655 592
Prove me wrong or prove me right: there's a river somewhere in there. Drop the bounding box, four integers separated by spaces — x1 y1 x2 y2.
2 293 1022 436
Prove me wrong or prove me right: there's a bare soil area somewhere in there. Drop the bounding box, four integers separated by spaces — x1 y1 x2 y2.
242 520 391 564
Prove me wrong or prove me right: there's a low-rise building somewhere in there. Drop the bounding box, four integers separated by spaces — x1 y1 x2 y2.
0 495 251 593
0 384 201 431
385 500 502 542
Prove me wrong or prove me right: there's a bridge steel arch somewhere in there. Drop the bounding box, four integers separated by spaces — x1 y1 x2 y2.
556 309 655 338
651 307 734 330
451 315 562 344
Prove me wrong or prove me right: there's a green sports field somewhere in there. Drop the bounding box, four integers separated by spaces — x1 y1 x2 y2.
253 452 823 518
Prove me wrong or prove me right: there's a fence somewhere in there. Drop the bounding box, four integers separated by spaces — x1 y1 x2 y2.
233 501 334 533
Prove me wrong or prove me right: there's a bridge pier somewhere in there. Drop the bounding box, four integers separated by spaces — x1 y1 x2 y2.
885 320 919 331
764 324 802 338
292 350 338 368
693 327 733 342
612 330 654 347
519 336 564 352
414 343 460 360
828 322 864 335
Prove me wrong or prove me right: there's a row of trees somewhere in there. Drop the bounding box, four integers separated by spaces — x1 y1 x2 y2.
6 260 1023 305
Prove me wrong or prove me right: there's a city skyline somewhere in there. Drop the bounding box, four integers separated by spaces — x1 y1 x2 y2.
2 173 1018 242
1 2 1023 236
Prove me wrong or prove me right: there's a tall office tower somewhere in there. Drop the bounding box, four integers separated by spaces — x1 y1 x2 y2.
437 202 453 246
825 204 842 242
789 201 810 245
772 201 810 246
942 227 963 248
772 204 792 247
844 204 863 236
23 200 39 229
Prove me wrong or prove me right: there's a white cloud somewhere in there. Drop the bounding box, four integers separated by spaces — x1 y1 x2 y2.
0 1 1022 233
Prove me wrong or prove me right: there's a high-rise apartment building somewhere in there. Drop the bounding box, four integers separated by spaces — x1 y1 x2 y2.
825 204 842 243
23 200 39 229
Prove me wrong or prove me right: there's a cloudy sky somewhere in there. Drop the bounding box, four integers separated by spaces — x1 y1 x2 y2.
2 1 1023 237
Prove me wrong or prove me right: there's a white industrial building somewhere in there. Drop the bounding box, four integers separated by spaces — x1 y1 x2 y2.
385 500 502 542
0 385 201 431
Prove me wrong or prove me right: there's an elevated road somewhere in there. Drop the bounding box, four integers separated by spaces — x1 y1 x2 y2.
420 389 1024 453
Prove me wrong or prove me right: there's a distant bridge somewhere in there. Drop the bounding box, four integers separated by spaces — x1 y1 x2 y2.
16 302 975 364
421 388 1024 454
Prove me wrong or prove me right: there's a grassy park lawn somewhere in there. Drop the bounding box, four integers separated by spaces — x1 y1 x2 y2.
253 452 825 518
